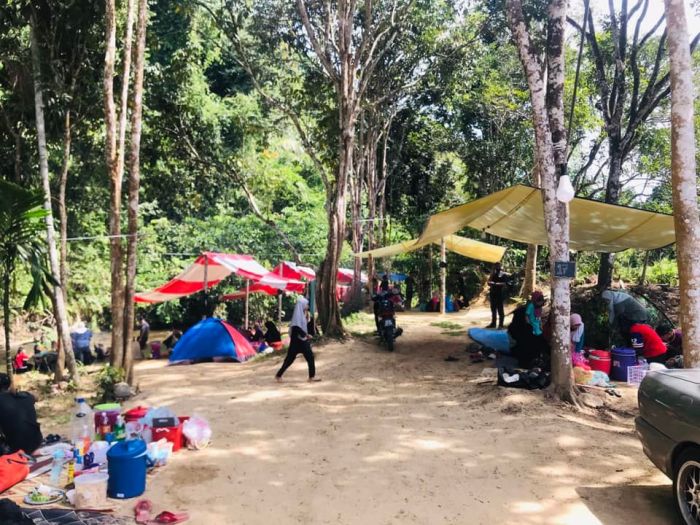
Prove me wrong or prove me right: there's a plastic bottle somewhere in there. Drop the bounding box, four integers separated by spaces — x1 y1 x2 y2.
66 459 75 485
114 415 126 442
49 450 64 485
99 412 111 439
71 398 93 444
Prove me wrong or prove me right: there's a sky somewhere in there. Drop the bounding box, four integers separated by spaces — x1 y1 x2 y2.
583 0 700 38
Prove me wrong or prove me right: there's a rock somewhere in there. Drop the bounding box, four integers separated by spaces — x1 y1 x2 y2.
114 382 132 399
580 392 604 409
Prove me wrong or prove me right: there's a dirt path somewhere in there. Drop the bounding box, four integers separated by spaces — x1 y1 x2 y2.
78 307 677 524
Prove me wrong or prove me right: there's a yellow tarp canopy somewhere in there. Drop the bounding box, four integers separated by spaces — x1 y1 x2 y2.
354 234 506 263
417 185 675 253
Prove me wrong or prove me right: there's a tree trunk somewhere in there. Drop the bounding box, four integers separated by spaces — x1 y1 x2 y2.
638 251 650 285
664 0 700 368
29 17 77 383
3 265 14 386
507 0 575 404
122 0 148 385
597 144 623 289
104 0 124 368
58 110 71 304
521 244 538 298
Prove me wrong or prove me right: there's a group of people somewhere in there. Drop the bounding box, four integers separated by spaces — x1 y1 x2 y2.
242 320 284 350
486 261 684 370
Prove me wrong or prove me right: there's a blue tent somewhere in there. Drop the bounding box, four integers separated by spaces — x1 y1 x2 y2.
389 273 407 282
169 318 257 364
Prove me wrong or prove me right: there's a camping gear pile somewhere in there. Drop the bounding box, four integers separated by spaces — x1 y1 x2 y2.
0 398 208 521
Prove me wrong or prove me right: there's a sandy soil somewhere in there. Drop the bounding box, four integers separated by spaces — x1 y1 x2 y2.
40 306 679 525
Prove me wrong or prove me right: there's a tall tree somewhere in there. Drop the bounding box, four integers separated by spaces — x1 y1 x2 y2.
663 0 700 367
506 0 575 403
122 0 149 383
29 12 78 382
568 0 700 289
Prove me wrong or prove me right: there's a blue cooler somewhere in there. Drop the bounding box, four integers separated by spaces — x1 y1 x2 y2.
611 347 638 382
107 439 149 499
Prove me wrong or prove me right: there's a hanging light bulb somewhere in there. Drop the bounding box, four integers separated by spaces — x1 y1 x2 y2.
556 165 575 203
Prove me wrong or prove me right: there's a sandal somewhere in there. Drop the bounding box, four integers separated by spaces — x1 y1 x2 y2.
150 511 190 524
134 499 153 524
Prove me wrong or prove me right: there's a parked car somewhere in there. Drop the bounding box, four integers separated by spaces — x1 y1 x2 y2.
636 369 700 524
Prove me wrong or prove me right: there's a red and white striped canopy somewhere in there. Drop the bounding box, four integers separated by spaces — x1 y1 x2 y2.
272 261 316 281
337 268 368 284
134 252 304 303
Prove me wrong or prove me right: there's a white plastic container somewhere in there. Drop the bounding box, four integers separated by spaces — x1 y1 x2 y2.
89 441 111 466
74 472 109 509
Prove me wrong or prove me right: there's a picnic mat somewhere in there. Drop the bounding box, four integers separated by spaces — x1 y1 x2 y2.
467 328 511 353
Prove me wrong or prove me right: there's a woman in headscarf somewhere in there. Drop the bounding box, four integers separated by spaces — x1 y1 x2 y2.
275 297 320 382
526 291 546 336
570 313 585 354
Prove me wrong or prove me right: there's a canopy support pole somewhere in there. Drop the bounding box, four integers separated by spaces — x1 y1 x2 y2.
245 279 250 328
278 266 283 324
440 238 446 315
203 255 209 317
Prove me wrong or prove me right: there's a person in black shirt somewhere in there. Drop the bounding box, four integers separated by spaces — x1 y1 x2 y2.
0 374 42 454
487 263 509 329
275 297 320 382
405 275 415 311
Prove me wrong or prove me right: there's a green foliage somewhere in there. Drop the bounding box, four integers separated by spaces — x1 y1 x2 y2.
430 321 462 330
95 365 126 404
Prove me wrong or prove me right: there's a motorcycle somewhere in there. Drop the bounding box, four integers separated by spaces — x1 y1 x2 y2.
372 291 403 352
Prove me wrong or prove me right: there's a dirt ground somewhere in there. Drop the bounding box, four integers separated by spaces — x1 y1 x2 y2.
34 305 680 525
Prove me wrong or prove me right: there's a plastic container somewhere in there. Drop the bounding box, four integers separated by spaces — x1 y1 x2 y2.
89 441 111 466
612 347 638 382
588 350 611 376
123 406 149 423
107 439 149 499
94 403 121 433
152 421 183 452
74 472 109 509
49 451 64 485
627 364 649 386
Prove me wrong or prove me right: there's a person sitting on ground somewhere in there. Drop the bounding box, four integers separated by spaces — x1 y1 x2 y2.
94 343 109 361
656 323 682 357
427 290 440 312
70 321 93 364
526 291 546 336
264 320 283 349
0 373 43 454
13 348 32 374
163 329 182 353
570 313 585 354
252 320 265 342
507 303 550 370
629 322 668 364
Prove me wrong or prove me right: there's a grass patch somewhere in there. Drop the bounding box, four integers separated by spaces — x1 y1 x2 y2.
430 321 463 330
443 330 465 337
343 311 374 327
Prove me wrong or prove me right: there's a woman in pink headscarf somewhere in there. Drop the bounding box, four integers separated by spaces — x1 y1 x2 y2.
570 313 585 354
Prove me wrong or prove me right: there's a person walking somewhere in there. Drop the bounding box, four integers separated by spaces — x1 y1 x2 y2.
405 274 415 310
487 263 509 329
138 316 150 352
275 297 320 382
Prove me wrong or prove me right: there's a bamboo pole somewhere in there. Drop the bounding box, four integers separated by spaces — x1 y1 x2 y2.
440 238 446 314
244 279 250 328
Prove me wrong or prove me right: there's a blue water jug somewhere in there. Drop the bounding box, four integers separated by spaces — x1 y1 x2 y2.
107 439 149 499
611 347 638 382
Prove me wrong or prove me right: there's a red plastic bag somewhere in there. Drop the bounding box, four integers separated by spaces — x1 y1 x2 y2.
0 451 30 493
